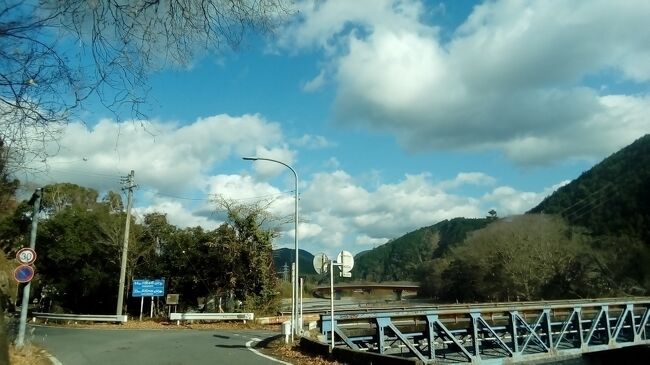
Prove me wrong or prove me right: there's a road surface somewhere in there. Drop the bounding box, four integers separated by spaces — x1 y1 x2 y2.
30 326 289 365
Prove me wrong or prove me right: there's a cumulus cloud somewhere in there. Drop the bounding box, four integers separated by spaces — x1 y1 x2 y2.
300 170 483 246
135 199 219 229
248 146 296 178
292 134 333 149
283 0 650 165
482 180 570 216
285 169 568 252
20 114 293 235
28 114 283 194
438 172 496 189
204 174 294 217
302 70 327 92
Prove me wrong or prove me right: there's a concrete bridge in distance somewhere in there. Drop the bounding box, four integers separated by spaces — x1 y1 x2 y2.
320 297 650 364
312 282 420 301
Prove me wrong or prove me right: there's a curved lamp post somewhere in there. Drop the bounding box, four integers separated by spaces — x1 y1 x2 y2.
243 157 299 340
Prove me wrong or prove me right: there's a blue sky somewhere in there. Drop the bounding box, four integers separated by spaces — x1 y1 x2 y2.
21 0 650 256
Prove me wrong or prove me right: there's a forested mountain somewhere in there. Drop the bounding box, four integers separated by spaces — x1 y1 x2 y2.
353 218 492 281
529 134 650 244
352 135 650 300
272 248 316 275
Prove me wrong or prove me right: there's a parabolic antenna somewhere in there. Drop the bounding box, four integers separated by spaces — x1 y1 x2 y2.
336 250 354 274
313 252 329 275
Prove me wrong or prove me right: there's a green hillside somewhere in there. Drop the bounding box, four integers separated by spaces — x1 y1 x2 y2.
529 134 650 244
273 248 316 275
353 218 492 281
351 135 650 299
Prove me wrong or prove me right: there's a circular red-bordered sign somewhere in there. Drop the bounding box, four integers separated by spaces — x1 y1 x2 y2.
16 247 37 265
14 264 35 283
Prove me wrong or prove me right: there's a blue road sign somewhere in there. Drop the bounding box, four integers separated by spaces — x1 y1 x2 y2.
14 265 35 283
132 278 165 297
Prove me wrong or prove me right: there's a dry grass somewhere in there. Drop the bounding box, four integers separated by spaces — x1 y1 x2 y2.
36 318 279 331
264 337 341 365
9 344 50 365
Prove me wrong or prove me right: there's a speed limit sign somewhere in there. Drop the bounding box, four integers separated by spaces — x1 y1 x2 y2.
16 248 37 265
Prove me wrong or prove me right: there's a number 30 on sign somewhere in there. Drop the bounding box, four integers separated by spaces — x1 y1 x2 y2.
16 248 37 265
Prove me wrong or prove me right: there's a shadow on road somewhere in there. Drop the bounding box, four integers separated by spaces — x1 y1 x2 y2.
214 344 247 349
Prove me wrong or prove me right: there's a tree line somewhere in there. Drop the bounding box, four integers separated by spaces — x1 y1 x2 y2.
355 215 650 302
0 182 280 315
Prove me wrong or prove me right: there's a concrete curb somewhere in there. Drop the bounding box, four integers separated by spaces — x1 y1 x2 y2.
46 353 63 365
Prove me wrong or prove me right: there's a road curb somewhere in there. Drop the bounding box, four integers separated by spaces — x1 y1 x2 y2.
46 353 63 365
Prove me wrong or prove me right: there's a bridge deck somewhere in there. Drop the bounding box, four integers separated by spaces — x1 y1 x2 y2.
320 297 650 364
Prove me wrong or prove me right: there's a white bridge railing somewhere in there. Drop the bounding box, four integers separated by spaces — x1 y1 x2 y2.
170 312 254 324
33 312 128 323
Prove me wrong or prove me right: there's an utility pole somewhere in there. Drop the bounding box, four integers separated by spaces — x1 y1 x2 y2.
116 170 136 317
16 188 41 348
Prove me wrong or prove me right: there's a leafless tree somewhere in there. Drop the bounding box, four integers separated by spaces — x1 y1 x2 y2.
0 0 289 170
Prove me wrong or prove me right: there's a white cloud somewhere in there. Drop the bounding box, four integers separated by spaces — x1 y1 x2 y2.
29 114 283 194
300 171 484 247
438 172 496 189
355 234 388 246
279 0 428 51
205 174 294 217
250 146 296 178
284 0 650 165
482 180 569 216
324 157 340 169
135 199 219 229
292 134 333 149
302 70 327 92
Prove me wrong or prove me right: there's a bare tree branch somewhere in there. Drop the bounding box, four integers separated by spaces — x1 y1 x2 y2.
0 0 290 172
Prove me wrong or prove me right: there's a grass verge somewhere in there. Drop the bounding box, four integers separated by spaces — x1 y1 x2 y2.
9 344 51 365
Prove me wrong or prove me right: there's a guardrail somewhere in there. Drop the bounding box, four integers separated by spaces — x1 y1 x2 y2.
321 297 650 364
33 312 128 323
170 312 254 325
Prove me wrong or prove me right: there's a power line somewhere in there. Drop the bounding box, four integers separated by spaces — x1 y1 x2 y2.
556 182 615 216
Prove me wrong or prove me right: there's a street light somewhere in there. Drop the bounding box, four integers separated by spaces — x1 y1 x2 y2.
243 157 300 340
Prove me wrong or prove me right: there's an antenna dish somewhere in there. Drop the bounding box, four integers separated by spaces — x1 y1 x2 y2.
336 250 354 274
313 253 329 275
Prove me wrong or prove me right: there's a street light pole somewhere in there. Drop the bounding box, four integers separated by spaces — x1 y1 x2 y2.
243 157 300 340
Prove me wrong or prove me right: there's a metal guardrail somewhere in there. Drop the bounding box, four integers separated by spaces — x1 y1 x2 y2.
321 297 650 364
170 312 254 325
33 312 128 323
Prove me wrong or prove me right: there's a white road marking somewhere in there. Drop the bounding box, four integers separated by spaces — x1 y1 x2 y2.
47 354 64 365
245 338 292 365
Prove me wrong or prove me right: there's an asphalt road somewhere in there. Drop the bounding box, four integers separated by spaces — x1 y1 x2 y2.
30 326 289 365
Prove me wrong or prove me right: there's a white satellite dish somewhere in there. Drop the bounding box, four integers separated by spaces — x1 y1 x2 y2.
336 250 354 275
313 253 329 275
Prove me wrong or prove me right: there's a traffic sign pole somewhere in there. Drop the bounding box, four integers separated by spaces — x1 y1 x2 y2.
16 188 41 349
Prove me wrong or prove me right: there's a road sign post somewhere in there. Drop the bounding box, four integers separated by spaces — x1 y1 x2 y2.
322 250 355 352
16 188 41 349
132 279 165 320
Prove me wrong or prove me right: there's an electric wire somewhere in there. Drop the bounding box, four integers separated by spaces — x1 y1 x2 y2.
561 184 618 219
554 182 615 217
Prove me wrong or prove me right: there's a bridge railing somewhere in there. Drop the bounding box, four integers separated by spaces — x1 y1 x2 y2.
320 297 650 364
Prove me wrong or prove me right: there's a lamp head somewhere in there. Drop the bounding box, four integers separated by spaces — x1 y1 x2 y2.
242 157 258 161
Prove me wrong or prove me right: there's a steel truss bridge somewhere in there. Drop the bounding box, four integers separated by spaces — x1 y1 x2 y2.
320 297 650 364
